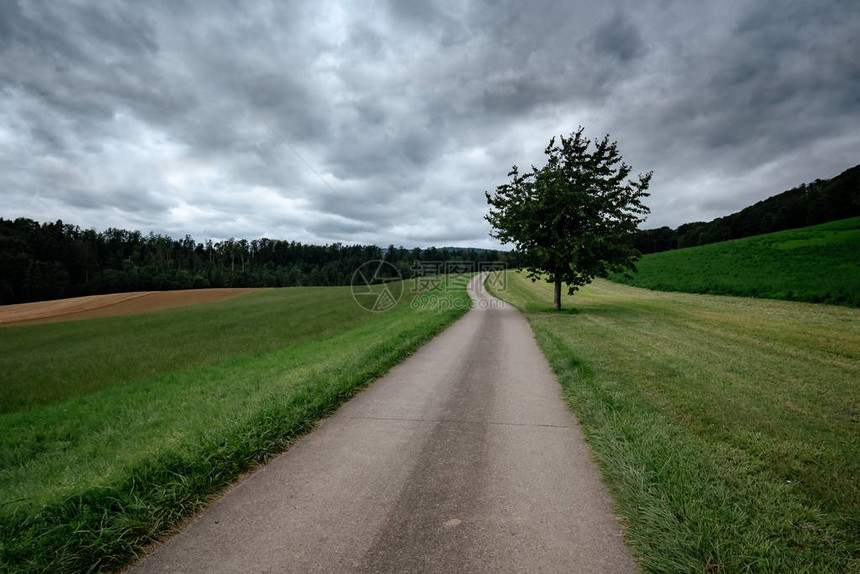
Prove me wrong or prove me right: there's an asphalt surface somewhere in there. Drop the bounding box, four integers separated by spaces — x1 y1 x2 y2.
128 274 638 573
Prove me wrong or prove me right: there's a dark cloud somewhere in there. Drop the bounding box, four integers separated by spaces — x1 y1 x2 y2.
1 0 859 246
590 12 646 63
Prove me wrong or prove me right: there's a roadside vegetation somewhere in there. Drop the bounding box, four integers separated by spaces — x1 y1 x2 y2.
610 216 860 307
0 277 470 573
490 271 859 572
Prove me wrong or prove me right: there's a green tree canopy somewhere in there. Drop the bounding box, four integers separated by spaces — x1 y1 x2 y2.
486 127 651 309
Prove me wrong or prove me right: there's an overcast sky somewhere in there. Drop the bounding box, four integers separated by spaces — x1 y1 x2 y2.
2 1 858 248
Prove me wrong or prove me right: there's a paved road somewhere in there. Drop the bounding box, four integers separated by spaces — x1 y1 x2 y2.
128 274 637 573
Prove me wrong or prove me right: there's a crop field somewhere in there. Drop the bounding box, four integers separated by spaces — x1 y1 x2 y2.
0 288 263 327
610 216 860 307
0 278 470 572
490 271 859 572
0 286 399 412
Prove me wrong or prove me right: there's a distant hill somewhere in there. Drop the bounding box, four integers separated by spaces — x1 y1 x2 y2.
611 216 860 307
438 246 497 253
635 164 860 254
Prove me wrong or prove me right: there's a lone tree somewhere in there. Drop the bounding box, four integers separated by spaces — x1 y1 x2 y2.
486 127 651 310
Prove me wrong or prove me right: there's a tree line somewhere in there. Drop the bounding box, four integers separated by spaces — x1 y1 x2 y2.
0 218 517 305
634 164 860 254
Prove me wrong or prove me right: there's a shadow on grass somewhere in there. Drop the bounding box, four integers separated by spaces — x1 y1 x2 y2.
525 303 582 315
527 301 648 320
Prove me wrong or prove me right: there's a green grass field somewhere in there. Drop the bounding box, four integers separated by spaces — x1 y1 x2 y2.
490 272 859 572
610 216 860 307
0 287 397 413
0 278 470 573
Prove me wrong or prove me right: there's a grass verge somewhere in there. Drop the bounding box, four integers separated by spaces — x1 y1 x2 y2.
0 277 471 573
489 271 859 572
610 216 860 307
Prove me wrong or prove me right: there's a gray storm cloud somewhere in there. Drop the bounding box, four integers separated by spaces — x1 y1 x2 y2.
1 0 858 247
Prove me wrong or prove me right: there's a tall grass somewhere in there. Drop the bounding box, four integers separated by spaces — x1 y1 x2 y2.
0 278 471 573
490 272 859 572
610 216 860 307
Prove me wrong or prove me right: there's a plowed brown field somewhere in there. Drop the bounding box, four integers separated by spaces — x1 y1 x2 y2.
0 288 264 327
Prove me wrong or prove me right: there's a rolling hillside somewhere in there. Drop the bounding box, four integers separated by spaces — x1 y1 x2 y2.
611 216 860 307
634 163 860 253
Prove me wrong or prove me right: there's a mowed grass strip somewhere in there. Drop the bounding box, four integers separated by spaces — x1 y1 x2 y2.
0 277 471 573
610 216 860 307
490 272 859 572
0 286 391 413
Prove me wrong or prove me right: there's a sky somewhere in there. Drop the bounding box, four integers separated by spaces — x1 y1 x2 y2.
1 0 858 249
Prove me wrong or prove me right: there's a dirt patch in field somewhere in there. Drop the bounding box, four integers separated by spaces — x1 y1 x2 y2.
0 288 264 327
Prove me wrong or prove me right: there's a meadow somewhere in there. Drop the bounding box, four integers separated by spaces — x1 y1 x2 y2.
490 272 859 572
611 216 860 307
0 278 470 573
1 286 386 412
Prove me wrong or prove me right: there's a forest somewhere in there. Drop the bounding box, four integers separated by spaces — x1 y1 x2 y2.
634 164 860 253
0 219 517 305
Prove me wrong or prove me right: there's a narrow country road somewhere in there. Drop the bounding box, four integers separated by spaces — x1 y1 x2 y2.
128 274 637 573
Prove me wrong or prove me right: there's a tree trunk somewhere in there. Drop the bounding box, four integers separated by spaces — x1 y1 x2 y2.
553 279 562 310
